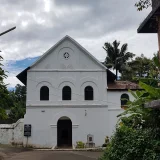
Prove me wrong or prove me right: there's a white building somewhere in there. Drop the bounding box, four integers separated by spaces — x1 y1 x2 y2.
17 35 139 148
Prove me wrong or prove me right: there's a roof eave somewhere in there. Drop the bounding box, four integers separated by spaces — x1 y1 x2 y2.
16 67 30 86
137 5 160 33
107 69 116 82
30 35 107 70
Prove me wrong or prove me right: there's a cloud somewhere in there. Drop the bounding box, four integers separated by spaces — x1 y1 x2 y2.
0 0 158 88
3 57 39 88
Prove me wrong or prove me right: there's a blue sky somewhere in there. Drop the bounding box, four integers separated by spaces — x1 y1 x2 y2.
8 56 39 70
3 56 39 89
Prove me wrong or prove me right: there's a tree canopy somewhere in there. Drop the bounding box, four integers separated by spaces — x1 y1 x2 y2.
0 56 8 120
6 84 26 123
121 54 156 81
120 53 160 81
0 56 26 123
103 40 135 80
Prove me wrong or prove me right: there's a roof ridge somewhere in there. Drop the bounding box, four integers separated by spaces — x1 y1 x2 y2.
30 35 107 70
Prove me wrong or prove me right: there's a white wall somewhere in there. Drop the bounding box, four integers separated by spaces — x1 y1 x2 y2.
24 107 108 148
107 91 134 136
23 37 136 148
24 37 108 148
31 38 103 70
107 91 134 109
0 119 24 145
26 38 107 107
27 71 107 106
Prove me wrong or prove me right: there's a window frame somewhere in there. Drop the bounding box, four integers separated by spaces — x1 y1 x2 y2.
62 86 72 100
84 86 94 101
40 86 49 101
121 93 129 106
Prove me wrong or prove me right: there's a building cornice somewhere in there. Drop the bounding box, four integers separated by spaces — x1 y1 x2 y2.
28 69 106 72
108 108 123 111
26 104 108 108
50 124 79 128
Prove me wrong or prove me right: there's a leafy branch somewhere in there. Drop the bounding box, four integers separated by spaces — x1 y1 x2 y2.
135 0 151 11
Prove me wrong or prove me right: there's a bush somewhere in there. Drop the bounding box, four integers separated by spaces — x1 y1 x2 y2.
100 81 160 160
76 141 85 148
99 126 158 160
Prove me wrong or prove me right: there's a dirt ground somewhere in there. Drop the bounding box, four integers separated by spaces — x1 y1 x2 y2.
0 144 32 160
0 145 103 160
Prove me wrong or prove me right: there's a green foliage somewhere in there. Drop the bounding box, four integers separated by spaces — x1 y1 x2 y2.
135 78 158 87
0 55 26 123
0 108 8 121
6 84 26 123
100 80 160 160
15 84 26 102
135 0 151 11
151 53 160 79
0 56 8 120
12 84 26 108
121 54 156 81
103 40 134 80
0 87 10 109
99 126 157 160
153 53 160 69
76 141 85 148
0 56 7 87
8 103 25 122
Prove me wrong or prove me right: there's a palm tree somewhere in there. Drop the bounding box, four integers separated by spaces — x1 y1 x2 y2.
103 40 135 80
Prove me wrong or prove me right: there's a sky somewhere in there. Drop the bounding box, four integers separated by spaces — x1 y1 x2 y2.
0 0 158 88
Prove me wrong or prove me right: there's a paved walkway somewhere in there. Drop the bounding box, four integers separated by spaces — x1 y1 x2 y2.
4 151 103 160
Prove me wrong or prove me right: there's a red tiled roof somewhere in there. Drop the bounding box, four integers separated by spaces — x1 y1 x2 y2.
107 81 141 90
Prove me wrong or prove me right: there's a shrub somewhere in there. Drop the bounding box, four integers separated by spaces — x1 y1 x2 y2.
99 126 158 160
76 141 85 148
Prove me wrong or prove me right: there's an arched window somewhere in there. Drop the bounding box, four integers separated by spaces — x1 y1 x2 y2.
40 86 49 100
121 94 129 106
62 86 71 100
85 86 93 100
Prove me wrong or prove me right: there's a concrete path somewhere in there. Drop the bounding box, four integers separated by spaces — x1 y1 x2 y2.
5 151 103 160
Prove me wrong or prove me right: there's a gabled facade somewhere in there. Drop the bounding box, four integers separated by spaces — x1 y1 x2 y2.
17 36 136 148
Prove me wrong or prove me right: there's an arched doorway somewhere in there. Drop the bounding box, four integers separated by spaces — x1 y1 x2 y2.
57 116 72 148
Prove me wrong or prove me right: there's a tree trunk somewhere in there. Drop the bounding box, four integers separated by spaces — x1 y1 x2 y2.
116 69 118 81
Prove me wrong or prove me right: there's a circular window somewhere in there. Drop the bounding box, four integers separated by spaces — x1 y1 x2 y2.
63 52 70 60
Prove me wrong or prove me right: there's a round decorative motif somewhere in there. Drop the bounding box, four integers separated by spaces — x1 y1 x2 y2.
63 52 70 59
